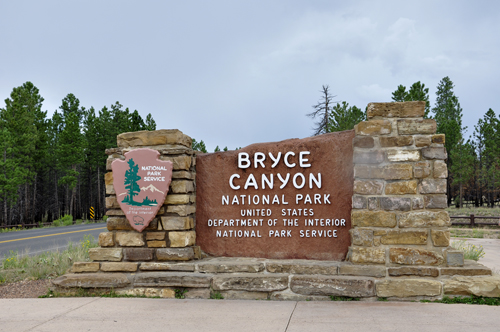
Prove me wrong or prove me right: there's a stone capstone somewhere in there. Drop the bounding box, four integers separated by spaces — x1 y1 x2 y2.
376 279 441 297
134 272 212 288
290 275 375 297
117 129 192 148
212 274 288 292
52 273 130 288
366 101 425 118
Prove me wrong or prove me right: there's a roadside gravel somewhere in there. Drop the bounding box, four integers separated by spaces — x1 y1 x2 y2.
0 279 50 298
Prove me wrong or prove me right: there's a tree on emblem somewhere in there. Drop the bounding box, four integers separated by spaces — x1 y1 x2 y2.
122 158 141 205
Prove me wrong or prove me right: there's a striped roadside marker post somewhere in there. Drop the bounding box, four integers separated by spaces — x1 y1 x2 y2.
90 206 95 221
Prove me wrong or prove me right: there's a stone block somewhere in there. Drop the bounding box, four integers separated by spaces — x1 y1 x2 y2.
355 120 392 135
424 195 448 209
160 155 192 170
353 151 385 164
433 160 448 178
387 150 420 162
105 209 125 216
352 211 397 228
397 119 436 135
381 231 428 245
379 197 411 211
422 147 447 160
115 232 145 247
351 229 374 246
441 261 492 276
221 290 269 300
446 250 464 267
352 196 367 209
411 197 424 210
71 262 100 273
398 211 450 228
166 204 196 217
353 180 384 195
413 161 431 178
156 248 194 261
146 232 166 241
384 181 417 195
160 289 176 298
105 184 115 195
414 135 432 147
169 231 196 247
159 216 193 230
212 274 288 292
104 172 113 185
164 194 191 205
374 164 413 180
117 129 192 148
379 136 413 147
353 136 375 148
51 273 130 289
367 197 378 210
123 248 154 261
140 262 195 272
98 232 114 247
419 179 447 194
266 260 338 275
172 171 194 180
350 247 385 264
199 258 265 273
100 262 138 272
170 180 194 193
376 279 441 297
388 267 439 277
105 196 119 209
339 264 386 277
107 217 157 231
134 272 212 288
431 230 450 247
190 194 196 203
366 101 425 118
389 248 444 265
432 134 445 144
147 240 167 248
291 275 375 297
270 291 330 301
89 248 123 262
443 275 500 297
185 288 211 299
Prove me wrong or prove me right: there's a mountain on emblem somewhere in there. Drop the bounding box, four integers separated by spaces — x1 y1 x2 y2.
111 148 173 232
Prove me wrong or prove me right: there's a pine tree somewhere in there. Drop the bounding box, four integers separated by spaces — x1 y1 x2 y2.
450 139 475 208
391 85 407 102
123 158 141 204
328 101 365 132
308 85 336 135
145 113 156 131
391 82 430 118
192 139 207 153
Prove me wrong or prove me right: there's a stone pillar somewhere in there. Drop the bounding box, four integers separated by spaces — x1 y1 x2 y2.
99 129 199 263
349 101 460 267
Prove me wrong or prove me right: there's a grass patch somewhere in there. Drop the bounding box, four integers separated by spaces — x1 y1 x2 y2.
0 234 98 284
40 288 161 299
420 295 500 306
330 296 360 301
175 288 188 299
451 239 485 261
210 291 224 300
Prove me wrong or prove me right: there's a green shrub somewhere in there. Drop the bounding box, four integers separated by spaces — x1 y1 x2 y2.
102 215 108 222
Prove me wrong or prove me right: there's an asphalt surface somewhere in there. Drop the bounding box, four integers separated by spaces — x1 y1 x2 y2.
1 298 499 332
0 223 107 259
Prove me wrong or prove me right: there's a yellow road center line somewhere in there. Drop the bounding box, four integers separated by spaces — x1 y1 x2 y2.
0 227 106 244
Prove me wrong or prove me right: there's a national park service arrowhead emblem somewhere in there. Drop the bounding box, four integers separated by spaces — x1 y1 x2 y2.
111 148 173 232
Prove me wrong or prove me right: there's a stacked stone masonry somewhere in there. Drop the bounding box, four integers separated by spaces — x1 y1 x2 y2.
54 105 499 300
350 101 460 268
102 129 200 261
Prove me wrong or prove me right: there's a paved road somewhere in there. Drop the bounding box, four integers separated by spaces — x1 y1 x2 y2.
1 298 499 332
0 223 106 259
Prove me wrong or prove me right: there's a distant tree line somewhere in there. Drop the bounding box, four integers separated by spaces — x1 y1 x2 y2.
0 82 156 226
309 77 499 208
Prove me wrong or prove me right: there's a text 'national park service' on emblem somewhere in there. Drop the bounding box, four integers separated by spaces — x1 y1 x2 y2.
111 148 173 232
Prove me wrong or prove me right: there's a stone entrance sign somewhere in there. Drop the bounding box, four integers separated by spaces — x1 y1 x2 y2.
196 131 355 260
112 148 173 232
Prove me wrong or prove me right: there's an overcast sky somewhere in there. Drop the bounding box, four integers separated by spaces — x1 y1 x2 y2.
1 1 498 151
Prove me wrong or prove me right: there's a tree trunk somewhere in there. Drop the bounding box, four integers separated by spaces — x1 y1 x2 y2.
97 166 101 219
459 183 463 208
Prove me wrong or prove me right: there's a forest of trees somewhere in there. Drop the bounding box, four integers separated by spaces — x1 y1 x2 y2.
310 77 500 208
0 82 156 226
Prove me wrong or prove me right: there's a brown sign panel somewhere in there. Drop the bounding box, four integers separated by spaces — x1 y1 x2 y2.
196 131 354 260
112 148 173 232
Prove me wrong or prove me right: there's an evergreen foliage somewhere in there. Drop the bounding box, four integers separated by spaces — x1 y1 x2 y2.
391 81 431 117
328 101 365 132
0 82 157 225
